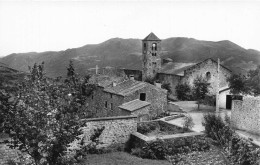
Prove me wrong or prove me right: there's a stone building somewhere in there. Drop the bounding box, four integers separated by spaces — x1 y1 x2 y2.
87 32 233 111
86 75 167 120
140 33 232 109
142 32 162 80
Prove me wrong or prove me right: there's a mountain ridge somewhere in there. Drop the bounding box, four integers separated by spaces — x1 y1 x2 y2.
1 37 260 77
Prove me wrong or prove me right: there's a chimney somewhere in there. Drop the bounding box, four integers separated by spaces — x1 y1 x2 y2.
155 83 162 88
112 82 117 87
129 75 134 80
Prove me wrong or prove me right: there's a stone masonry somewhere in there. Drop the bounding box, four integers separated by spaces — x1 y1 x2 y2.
81 116 138 147
0 142 20 165
181 58 232 95
231 97 260 135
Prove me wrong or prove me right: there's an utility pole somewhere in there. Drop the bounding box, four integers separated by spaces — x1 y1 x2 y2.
95 65 99 74
216 58 220 113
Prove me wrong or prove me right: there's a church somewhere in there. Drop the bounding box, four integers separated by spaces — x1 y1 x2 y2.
89 32 233 111
141 32 232 109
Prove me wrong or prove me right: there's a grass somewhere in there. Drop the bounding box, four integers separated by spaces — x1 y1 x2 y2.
79 152 172 165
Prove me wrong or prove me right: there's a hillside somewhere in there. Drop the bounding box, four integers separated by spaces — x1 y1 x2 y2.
0 62 27 92
1 37 260 77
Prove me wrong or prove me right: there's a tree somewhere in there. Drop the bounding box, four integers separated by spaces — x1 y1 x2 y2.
227 74 249 95
192 76 210 109
1 62 90 165
247 65 260 96
161 83 171 93
175 83 192 101
228 66 260 96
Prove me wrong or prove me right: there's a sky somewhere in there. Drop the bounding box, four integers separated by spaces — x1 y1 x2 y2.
0 0 260 56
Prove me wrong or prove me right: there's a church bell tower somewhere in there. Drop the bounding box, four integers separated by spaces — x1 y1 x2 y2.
142 32 162 81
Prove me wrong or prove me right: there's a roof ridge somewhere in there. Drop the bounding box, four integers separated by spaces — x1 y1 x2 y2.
143 32 161 41
121 99 140 105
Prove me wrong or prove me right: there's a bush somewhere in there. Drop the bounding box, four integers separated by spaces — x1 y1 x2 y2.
130 136 211 161
182 114 195 131
203 113 233 146
137 122 158 134
202 113 260 165
200 95 216 106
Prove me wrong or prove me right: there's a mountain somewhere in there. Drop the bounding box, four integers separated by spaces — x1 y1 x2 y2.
1 37 260 77
0 62 27 92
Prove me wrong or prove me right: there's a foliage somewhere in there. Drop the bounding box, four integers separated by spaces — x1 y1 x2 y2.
228 66 260 96
247 65 260 96
228 74 249 95
200 95 216 106
0 62 94 165
130 136 211 163
202 113 233 146
161 83 171 93
144 76 156 85
202 113 260 165
175 83 192 101
192 76 210 109
182 114 195 131
137 122 158 134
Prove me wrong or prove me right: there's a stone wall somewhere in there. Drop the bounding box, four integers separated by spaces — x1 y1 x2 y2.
85 87 125 118
231 97 260 135
157 73 182 95
181 59 231 95
81 116 138 147
0 141 20 165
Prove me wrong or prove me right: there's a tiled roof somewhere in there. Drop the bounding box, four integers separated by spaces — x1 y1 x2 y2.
160 62 195 76
89 75 125 88
160 58 232 76
143 32 161 41
104 80 147 96
118 99 151 112
184 58 232 73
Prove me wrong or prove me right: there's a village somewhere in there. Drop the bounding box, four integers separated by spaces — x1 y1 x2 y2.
1 32 259 165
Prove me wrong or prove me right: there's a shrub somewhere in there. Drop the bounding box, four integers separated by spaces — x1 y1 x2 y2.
200 95 216 106
130 136 211 162
182 114 194 131
137 122 157 134
202 113 260 165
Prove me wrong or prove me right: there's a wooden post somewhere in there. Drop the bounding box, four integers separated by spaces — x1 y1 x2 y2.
216 58 220 113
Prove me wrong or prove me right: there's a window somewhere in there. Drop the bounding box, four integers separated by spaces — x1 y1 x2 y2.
140 93 146 101
152 52 157 56
111 103 113 110
105 101 108 108
110 93 112 98
206 72 211 81
152 43 157 51
143 43 146 49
